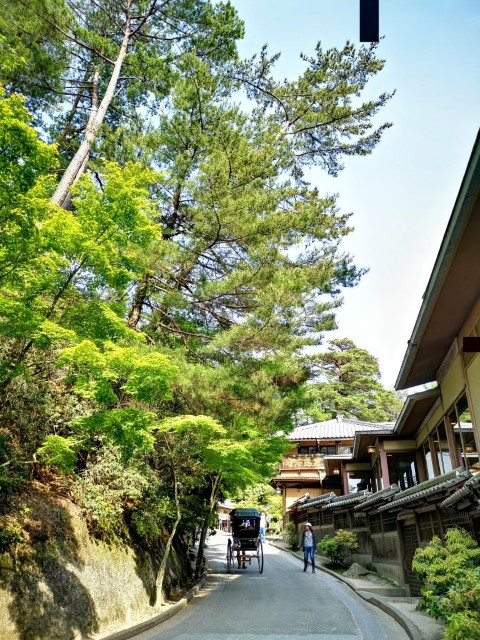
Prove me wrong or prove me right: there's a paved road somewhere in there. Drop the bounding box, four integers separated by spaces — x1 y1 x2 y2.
133 531 410 640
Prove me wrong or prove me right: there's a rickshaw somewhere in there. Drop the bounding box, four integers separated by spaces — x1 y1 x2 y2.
226 508 264 574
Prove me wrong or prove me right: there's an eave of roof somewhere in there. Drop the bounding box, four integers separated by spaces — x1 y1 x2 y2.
393 387 441 437
354 483 400 511
299 492 337 510
440 473 480 509
377 468 470 512
324 490 371 509
271 476 322 485
288 418 395 441
352 428 396 458
396 130 480 390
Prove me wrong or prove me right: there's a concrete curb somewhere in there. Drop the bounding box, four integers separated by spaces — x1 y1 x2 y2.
269 540 422 640
99 563 208 640
359 592 423 640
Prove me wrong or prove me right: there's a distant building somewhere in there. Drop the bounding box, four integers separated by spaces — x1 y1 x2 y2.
281 130 480 595
271 416 394 519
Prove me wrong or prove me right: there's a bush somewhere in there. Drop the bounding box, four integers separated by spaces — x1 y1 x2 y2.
412 527 480 640
74 447 148 541
0 519 23 552
317 529 358 567
285 521 299 550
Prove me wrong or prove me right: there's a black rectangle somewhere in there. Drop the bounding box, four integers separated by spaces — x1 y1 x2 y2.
360 0 379 42
463 336 480 353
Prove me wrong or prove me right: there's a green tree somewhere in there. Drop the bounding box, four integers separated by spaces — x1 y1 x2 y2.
0 0 244 208
0 1 395 594
412 528 480 640
156 413 288 579
302 338 404 422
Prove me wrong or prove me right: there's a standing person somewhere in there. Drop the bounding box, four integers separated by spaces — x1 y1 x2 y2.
259 512 267 542
301 522 317 573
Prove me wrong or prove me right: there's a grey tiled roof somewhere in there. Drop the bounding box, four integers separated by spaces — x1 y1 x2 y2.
299 492 336 510
287 493 311 510
377 468 470 512
288 418 395 441
324 490 371 510
354 484 400 511
440 473 480 509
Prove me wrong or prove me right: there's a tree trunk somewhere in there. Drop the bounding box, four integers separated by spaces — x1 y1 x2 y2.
51 15 132 208
153 470 182 606
194 474 221 579
128 273 151 329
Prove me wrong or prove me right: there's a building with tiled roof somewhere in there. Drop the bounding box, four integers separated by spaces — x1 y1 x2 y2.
281 130 480 596
272 415 394 518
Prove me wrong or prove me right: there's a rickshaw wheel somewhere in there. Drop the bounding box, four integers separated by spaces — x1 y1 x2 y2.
257 538 264 573
227 538 233 573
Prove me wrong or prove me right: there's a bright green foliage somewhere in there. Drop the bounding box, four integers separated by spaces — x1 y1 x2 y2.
317 529 359 566
37 434 78 474
59 341 178 405
302 338 404 422
0 89 57 282
1 0 393 577
74 409 158 461
412 528 480 640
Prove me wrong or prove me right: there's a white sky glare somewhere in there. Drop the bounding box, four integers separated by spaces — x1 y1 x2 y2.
233 0 480 389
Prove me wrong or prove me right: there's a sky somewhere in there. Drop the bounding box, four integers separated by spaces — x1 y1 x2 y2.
232 0 480 389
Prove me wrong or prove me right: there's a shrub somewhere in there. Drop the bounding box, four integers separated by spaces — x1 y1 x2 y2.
412 527 480 640
74 447 148 541
317 529 359 567
0 519 23 552
37 434 78 474
285 521 299 550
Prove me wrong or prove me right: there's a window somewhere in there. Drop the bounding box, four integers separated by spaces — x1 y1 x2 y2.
369 513 382 534
334 511 349 529
319 446 336 455
353 512 368 528
434 421 453 475
320 510 333 525
298 446 318 454
450 394 479 471
420 393 479 479
423 440 435 479
387 452 418 489
337 445 353 455
382 513 397 533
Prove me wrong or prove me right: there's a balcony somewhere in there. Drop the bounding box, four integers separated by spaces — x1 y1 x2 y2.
279 454 325 470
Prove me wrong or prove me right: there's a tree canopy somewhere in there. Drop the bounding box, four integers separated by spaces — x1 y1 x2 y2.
301 338 404 423
0 0 397 597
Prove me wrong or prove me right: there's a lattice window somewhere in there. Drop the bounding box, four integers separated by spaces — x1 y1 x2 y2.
298 446 318 454
334 511 349 529
442 508 472 533
403 524 423 596
417 511 441 543
321 510 333 525
382 512 398 532
307 513 320 526
369 513 382 534
353 512 368 528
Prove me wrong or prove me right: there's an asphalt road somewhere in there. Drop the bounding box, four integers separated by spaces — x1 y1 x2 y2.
133 531 410 640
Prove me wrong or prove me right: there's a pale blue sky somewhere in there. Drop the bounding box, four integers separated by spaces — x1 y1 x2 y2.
233 0 480 389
